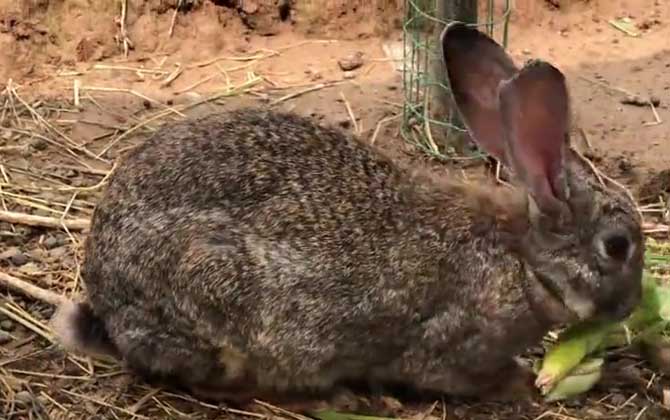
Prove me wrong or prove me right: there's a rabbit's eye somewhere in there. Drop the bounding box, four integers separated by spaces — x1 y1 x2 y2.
601 231 631 262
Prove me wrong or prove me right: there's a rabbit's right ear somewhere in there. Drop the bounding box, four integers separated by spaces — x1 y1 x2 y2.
440 22 518 163
497 61 571 220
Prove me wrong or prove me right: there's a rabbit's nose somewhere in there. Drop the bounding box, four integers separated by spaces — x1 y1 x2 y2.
609 293 640 321
599 274 642 322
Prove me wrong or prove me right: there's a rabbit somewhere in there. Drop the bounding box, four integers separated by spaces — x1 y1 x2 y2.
50 22 644 407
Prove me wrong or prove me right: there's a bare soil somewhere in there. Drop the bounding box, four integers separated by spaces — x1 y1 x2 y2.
0 0 669 419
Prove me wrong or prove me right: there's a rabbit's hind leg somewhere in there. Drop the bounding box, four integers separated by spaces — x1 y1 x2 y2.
382 348 537 402
109 308 239 397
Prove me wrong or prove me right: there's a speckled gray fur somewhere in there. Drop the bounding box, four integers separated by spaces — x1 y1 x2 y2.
52 23 644 404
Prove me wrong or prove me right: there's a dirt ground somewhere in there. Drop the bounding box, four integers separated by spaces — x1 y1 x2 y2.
0 0 669 419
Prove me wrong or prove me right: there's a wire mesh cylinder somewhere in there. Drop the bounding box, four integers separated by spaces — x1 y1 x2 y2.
401 0 511 159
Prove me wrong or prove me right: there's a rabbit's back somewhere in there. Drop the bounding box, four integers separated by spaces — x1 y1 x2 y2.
88 108 431 268
106 109 399 216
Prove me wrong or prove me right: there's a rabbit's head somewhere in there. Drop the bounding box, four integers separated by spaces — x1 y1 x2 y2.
441 23 644 324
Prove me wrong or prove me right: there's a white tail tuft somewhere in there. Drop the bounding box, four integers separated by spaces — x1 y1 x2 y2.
50 300 87 353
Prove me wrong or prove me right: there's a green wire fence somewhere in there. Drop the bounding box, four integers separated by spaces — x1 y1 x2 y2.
402 0 512 160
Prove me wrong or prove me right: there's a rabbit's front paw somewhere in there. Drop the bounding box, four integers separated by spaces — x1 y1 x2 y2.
479 360 539 402
264 387 364 414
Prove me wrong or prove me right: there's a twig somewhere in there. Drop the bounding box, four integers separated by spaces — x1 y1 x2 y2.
40 391 68 413
185 40 337 71
578 76 662 126
422 91 439 154
92 64 168 75
370 113 400 144
253 400 312 420
82 86 185 117
339 91 359 135
160 64 183 88
168 0 183 38
0 210 90 231
7 83 106 164
129 388 162 414
118 0 133 57
643 100 663 126
158 391 267 417
0 145 26 153
572 148 641 218
73 79 81 108
632 406 648 420
643 222 670 234
578 128 593 150
0 165 14 235
0 304 54 344
0 272 64 306
61 389 150 420
270 81 344 106
173 73 218 94
608 19 640 37
100 77 263 156
188 52 275 69
578 75 635 97
495 160 513 187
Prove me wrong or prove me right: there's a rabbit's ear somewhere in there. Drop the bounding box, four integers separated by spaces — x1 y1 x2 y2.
498 60 570 218
440 22 518 162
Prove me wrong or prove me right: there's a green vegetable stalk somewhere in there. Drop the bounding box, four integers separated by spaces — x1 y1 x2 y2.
543 357 604 402
536 273 670 401
535 320 614 395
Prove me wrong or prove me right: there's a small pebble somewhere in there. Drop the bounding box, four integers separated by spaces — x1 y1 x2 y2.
380 395 402 411
337 118 352 129
20 147 33 158
43 236 61 249
305 68 322 81
14 390 33 406
9 252 29 267
610 393 627 406
29 137 48 151
0 331 11 345
585 408 602 417
183 91 204 104
338 51 365 71
0 319 15 332
48 246 69 259
0 246 20 260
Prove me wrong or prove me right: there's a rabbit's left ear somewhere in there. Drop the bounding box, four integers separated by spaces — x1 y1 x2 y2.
441 22 518 163
498 60 571 219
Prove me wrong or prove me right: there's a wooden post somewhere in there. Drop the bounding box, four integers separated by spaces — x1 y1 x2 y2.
429 0 478 154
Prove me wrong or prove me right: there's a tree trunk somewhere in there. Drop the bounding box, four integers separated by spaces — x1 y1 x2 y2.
429 0 478 155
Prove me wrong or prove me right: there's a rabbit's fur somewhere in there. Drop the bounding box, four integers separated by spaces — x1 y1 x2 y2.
51 23 644 404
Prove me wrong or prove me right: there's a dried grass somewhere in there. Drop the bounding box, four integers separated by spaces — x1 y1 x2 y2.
0 33 373 419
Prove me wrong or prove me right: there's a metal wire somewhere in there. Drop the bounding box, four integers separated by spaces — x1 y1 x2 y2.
401 0 511 160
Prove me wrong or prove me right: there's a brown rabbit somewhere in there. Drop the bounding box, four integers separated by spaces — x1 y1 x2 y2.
51 23 644 406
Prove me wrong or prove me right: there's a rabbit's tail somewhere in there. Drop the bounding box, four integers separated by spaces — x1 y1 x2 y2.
50 300 119 358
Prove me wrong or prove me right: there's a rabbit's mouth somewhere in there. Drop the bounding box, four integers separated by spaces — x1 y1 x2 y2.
527 270 580 324
534 272 564 305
